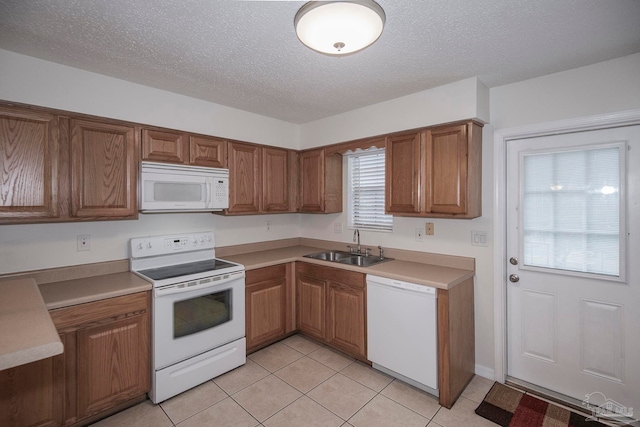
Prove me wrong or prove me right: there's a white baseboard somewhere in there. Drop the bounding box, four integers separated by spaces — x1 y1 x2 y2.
475 364 495 380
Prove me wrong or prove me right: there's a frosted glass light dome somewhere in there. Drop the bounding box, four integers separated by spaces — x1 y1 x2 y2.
294 1 386 55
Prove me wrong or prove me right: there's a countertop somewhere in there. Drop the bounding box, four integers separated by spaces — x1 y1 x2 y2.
0 278 64 370
0 241 472 371
223 245 474 290
39 271 152 310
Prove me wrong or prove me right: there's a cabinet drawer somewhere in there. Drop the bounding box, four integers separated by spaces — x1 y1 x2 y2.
296 262 364 288
246 264 287 286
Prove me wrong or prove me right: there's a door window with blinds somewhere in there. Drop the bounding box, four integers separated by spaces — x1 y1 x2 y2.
520 142 626 280
348 149 393 232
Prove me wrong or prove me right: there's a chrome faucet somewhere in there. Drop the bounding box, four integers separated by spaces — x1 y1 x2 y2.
353 229 361 254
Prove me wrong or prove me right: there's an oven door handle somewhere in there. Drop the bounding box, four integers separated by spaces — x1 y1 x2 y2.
155 271 245 297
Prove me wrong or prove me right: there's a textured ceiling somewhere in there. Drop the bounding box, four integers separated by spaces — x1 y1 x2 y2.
0 0 639 124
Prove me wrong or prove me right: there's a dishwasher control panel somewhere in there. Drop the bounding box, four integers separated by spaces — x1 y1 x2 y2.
366 274 436 295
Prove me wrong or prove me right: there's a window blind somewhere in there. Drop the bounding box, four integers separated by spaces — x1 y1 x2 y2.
348 150 393 232
522 145 621 277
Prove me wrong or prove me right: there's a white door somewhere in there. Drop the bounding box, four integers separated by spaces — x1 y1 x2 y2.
506 126 640 414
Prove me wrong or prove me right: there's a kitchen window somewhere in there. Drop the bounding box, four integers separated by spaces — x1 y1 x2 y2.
347 149 393 232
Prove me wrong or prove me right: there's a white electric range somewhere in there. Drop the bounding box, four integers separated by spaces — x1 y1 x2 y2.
130 231 245 403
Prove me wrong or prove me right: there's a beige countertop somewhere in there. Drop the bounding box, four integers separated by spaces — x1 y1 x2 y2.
39 272 152 310
223 245 474 289
0 278 64 370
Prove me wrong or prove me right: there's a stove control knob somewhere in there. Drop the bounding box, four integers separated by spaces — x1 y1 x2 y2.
192 238 198 245
137 243 143 250
206 235 212 242
147 242 152 249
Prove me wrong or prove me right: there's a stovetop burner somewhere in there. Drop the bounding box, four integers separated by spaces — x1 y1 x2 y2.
137 258 238 281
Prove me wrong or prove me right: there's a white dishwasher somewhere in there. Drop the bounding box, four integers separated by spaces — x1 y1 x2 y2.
367 274 438 395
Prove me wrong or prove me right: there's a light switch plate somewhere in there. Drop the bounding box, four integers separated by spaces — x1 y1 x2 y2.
471 230 488 247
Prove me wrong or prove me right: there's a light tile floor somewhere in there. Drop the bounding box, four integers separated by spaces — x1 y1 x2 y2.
92 334 496 427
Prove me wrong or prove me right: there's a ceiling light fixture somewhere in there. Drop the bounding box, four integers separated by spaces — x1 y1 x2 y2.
294 0 386 56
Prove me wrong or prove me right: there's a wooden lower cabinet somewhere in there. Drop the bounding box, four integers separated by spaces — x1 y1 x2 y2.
296 262 366 360
76 313 149 419
326 281 366 358
437 278 475 409
296 274 326 341
0 338 66 427
0 292 151 427
245 264 294 352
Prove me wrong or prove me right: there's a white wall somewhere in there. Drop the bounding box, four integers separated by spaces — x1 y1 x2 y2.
298 82 495 376
2 47 639 378
300 77 490 148
0 49 299 148
0 49 301 274
491 53 640 129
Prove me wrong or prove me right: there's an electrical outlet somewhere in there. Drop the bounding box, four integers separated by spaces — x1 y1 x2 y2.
425 222 434 236
266 221 272 231
415 228 424 242
77 234 91 251
334 223 343 234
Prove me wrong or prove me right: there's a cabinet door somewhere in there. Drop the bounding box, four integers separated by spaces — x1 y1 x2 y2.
326 282 366 359
76 312 149 419
0 107 59 221
262 147 290 212
386 132 422 214
299 149 324 212
0 335 66 427
296 275 325 340
189 135 227 168
228 141 261 214
246 276 287 351
70 119 138 218
425 124 468 214
141 129 187 163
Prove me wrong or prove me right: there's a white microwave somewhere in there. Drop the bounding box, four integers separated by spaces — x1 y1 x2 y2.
139 162 229 212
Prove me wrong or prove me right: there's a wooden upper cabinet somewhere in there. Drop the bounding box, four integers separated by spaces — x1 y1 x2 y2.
70 118 138 219
298 148 342 213
141 129 187 164
227 141 261 214
0 106 60 222
386 121 482 218
385 131 422 214
141 129 227 168
262 147 289 212
189 135 227 168
425 124 468 214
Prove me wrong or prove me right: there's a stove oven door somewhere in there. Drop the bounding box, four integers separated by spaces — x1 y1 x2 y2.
153 271 245 369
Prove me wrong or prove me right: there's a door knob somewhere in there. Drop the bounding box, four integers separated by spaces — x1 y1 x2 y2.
509 274 520 283
509 257 518 265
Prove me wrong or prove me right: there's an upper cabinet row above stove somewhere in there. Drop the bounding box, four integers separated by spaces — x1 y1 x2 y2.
0 101 482 224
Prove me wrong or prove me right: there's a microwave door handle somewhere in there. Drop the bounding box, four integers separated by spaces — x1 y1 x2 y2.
206 181 211 208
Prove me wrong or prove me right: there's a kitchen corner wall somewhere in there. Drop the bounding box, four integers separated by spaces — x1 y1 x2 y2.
298 78 495 378
2 46 639 380
0 48 302 274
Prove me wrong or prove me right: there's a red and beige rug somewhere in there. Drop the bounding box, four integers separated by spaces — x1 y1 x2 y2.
475 382 629 427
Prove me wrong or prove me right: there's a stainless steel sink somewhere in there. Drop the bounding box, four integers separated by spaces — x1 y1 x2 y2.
337 255 392 267
304 250 353 262
304 250 393 267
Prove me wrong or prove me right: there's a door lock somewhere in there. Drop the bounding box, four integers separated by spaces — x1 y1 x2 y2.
509 257 518 265
509 274 520 283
